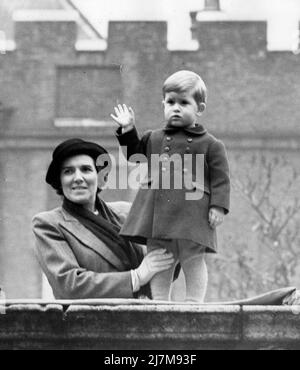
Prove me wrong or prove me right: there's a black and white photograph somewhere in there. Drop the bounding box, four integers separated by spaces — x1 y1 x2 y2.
0 0 300 352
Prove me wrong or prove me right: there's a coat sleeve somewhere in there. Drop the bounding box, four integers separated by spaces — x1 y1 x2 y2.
32 214 133 299
116 126 152 160
207 139 230 214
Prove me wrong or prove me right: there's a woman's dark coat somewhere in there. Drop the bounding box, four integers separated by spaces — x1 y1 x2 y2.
32 202 137 299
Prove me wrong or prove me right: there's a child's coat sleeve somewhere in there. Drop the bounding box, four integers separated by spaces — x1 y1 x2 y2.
207 139 230 214
116 126 152 160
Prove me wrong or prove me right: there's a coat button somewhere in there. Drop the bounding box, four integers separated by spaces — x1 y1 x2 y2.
164 146 170 152
162 156 169 162
166 136 172 141
187 138 193 143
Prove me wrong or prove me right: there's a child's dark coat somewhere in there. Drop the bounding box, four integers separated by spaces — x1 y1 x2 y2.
116 124 230 253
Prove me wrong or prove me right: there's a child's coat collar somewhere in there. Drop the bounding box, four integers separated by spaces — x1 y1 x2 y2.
163 123 207 136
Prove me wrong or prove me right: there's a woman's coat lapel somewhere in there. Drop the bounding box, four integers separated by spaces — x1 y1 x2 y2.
59 208 125 271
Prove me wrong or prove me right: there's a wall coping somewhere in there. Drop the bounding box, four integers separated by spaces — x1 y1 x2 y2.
13 10 79 23
54 118 114 128
0 40 16 52
195 11 267 22
1 300 300 349
75 40 107 51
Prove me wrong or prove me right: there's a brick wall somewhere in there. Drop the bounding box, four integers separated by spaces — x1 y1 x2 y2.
56 65 122 120
1 18 300 135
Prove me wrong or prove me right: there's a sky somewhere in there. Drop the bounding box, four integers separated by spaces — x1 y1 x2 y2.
74 0 300 51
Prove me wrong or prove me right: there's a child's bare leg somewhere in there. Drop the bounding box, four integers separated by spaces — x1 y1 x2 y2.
179 242 208 303
147 239 177 301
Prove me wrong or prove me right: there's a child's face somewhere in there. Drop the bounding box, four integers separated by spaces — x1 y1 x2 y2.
163 90 205 128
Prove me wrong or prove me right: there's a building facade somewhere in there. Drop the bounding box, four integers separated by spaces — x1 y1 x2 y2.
0 1 299 299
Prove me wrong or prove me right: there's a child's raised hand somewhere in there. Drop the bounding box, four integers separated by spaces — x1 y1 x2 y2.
111 104 135 132
209 207 225 229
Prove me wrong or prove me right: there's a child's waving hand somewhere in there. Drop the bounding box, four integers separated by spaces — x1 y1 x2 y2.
111 104 135 133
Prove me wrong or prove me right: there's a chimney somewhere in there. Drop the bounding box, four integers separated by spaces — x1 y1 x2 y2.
204 0 220 11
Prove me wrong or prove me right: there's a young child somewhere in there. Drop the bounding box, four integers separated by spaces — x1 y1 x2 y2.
111 70 230 302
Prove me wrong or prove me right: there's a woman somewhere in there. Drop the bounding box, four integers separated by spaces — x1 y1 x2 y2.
32 138 174 299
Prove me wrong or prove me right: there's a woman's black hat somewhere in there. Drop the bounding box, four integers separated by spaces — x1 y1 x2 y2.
46 138 108 190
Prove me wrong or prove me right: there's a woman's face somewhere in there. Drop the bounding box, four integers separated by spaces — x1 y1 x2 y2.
60 154 98 211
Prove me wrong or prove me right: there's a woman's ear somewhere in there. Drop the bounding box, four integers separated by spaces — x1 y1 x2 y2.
197 102 206 116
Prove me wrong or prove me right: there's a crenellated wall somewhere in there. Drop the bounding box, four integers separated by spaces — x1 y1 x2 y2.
2 15 300 136
0 13 299 299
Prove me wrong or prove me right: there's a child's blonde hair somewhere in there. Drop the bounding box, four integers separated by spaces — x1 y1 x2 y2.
163 70 207 104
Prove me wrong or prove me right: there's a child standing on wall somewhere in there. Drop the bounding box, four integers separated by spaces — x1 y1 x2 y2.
111 70 230 302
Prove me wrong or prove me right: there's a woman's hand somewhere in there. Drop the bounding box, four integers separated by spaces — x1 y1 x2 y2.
135 249 174 286
110 104 135 133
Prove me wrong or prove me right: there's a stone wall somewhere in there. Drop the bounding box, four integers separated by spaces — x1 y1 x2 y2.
1 302 300 350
